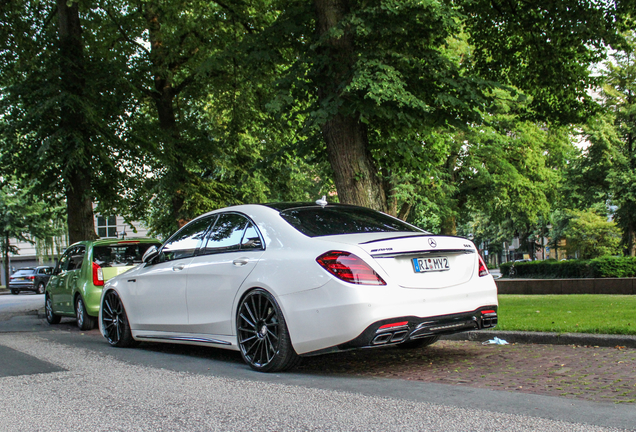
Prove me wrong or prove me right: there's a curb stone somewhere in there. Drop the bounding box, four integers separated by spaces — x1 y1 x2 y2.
443 330 636 349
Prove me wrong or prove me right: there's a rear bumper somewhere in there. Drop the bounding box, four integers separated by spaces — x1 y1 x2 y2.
279 274 498 355
326 306 497 354
8 283 35 291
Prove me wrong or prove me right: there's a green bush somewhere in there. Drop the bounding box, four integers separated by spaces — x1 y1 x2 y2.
499 256 636 278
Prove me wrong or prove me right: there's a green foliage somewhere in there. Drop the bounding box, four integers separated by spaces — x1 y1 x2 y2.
500 256 636 278
0 177 66 279
562 208 621 259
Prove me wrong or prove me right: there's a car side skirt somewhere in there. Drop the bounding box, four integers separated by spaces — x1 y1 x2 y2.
131 331 240 351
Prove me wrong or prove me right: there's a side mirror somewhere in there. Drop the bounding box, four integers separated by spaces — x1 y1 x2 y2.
142 245 159 264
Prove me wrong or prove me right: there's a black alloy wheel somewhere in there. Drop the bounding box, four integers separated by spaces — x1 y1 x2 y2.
11 289 19 295
101 290 137 348
45 295 61 324
36 282 45 294
237 289 299 372
397 335 440 350
75 296 95 330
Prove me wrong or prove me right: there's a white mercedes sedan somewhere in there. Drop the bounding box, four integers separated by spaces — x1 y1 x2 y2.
99 202 498 372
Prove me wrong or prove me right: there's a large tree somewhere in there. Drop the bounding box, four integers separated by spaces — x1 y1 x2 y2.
602 32 636 256
0 0 135 243
268 0 632 218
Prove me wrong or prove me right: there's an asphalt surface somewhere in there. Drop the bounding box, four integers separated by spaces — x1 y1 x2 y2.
1 289 635 431
1 331 634 432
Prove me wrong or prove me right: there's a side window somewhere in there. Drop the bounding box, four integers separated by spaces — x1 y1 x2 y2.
159 216 215 263
241 222 263 250
56 249 72 274
68 247 86 271
200 213 249 255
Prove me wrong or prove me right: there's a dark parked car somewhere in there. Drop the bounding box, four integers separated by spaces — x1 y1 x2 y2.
8 266 53 294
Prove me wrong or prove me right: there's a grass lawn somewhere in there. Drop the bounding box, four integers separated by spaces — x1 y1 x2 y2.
496 294 636 335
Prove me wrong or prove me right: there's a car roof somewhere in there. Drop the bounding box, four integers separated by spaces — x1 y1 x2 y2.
262 202 365 212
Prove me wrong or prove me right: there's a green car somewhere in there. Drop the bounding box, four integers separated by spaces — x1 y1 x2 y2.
45 238 162 330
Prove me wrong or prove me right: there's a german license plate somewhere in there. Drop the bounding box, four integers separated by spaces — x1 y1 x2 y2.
413 257 450 273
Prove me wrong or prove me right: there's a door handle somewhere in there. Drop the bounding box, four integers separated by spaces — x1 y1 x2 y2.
233 257 249 266
172 264 185 272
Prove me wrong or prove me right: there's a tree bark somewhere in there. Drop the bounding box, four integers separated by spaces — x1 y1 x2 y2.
440 215 457 236
313 0 388 212
57 0 97 243
145 2 188 229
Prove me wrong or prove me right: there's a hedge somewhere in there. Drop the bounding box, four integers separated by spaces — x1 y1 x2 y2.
499 256 636 278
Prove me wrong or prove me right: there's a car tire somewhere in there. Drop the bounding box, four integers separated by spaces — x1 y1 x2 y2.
396 335 440 350
11 289 19 295
75 296 95 331
45 295 61 324
237 289 299 372
101 290 138 348
36 282 45 295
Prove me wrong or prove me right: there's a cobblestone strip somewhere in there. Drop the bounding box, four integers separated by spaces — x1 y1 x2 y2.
296 340 636 404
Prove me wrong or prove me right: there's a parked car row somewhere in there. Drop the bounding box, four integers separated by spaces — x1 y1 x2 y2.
45 201 498 372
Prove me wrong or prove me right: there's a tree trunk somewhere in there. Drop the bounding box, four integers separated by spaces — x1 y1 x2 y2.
440 215 457 236
628 223 636 257
321 114 388 211
57 0 97 243
3 235 9 287
66 170 97 244
313 0 387 212
145 2 188 229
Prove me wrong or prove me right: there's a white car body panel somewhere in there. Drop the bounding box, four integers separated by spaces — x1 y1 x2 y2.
100 203 498 361
185 250 264 335
124 258 192 331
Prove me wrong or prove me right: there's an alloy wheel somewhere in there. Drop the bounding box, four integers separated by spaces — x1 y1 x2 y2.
237 291 282 369
102 290 125 345
45 295 60 324
76 298 85 328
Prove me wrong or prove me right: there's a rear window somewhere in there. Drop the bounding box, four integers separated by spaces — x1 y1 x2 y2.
279 206 423 237
93 243 161 267
13 269 35 277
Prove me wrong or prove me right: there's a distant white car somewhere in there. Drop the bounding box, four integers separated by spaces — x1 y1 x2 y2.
99 202 498 372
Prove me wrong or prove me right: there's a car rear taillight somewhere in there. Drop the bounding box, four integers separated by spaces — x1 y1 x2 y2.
316 251 386 286
378 321 408 330
478 255 489 277
92 262 104 286
28 276 35 281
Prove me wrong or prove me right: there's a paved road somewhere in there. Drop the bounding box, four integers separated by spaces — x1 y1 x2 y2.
0 292 44 323
0 309 634 431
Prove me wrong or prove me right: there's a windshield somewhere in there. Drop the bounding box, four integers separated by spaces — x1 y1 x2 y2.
12 269 35 277
279 206 424 237
93 243 161 267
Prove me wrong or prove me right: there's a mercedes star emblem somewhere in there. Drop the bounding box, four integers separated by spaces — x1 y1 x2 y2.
428 238 437 248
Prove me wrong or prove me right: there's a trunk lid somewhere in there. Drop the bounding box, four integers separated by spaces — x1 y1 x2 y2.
323 233 477 289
